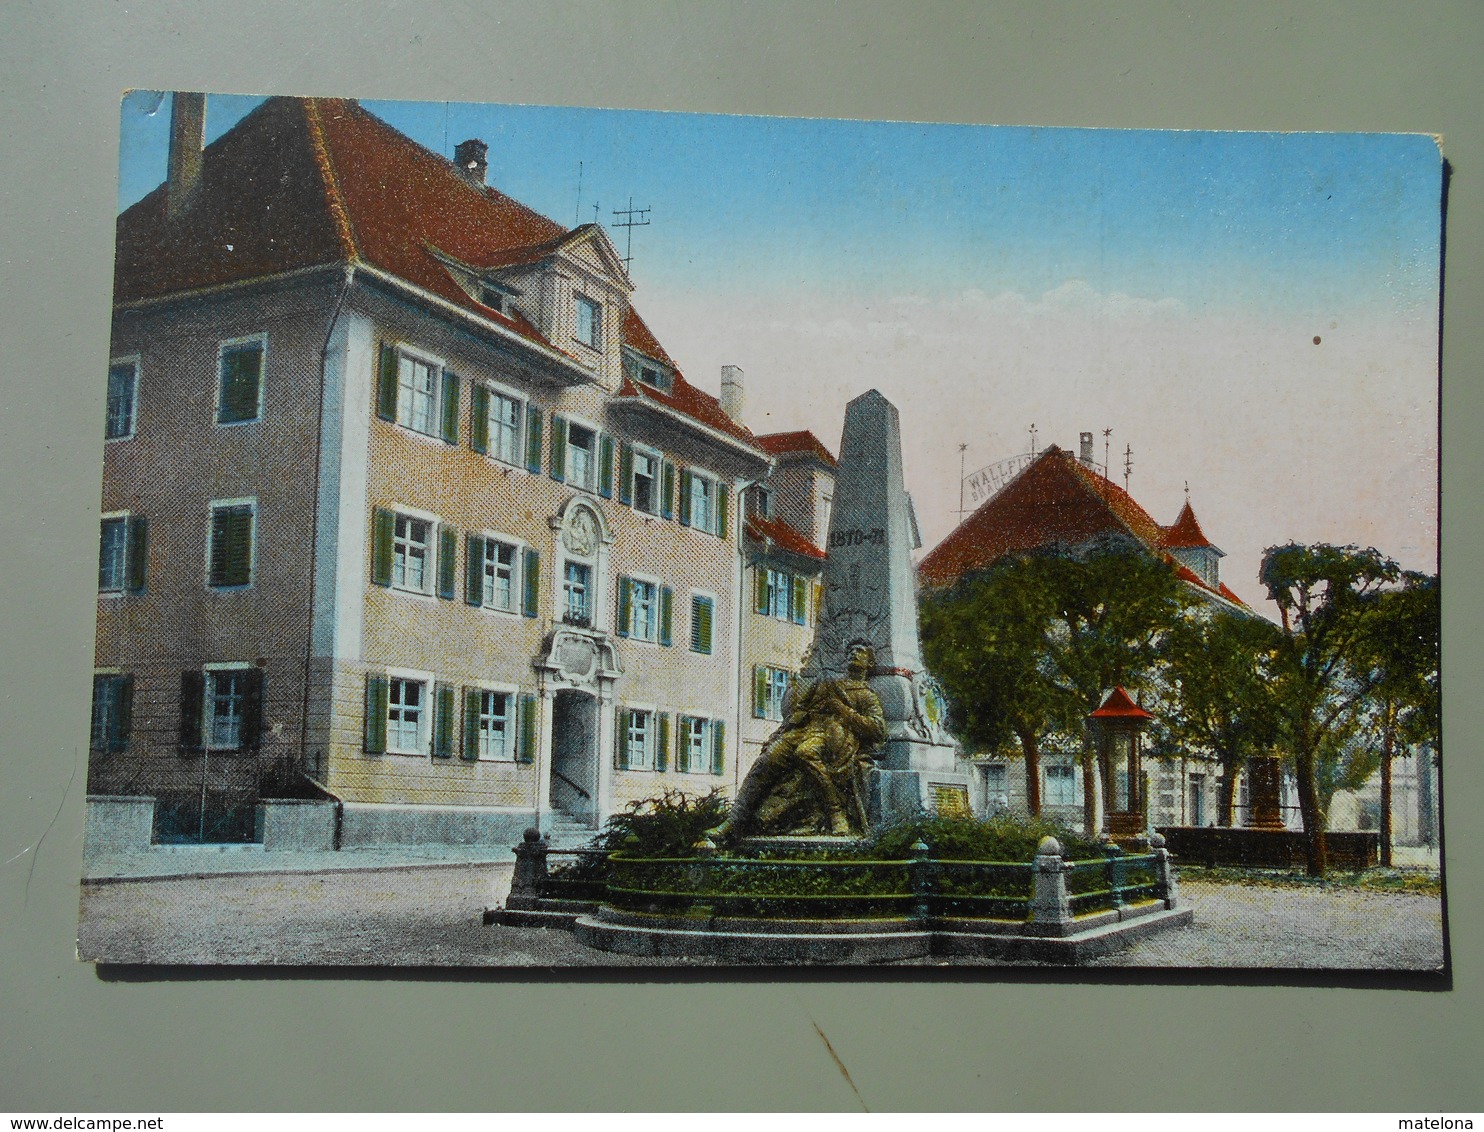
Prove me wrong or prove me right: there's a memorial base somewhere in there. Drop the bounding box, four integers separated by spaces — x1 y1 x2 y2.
870 764 981 825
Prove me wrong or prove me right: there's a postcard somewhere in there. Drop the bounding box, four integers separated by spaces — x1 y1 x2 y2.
78 92 1442 969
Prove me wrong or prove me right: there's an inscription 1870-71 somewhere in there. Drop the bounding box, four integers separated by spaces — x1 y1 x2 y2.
829 527 886 549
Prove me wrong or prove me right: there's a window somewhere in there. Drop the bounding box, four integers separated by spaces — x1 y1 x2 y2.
618 708 654 770
1045 764 1077 806
216 337 264 425
638 363 670 391
632 449 658 514
575 294 601 349
690 594 714 655
106 359 137 440
488 390 522 465
678 715 725 775
205 670 248 749
470 689 512 761
983 764 1008 807
398 353 438 435
90 673 133 752
567 423 595 489
753 665 793 720
391 514 430 592
757 566 808 624
564 560 592 624
626 578 657 641
208 501 255 589
377 344 459 443
470 536 517 612
387 677 426 754
98 517 129 592
747 485 773 520
373 509 458 600
679 468 727 536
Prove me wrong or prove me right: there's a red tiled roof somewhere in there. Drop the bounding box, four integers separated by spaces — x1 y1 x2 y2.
918 445 1249 611
115 96 753 448
1089 686 1155 721
1160 501 1213 550
745 514 827 561
756 430 839 468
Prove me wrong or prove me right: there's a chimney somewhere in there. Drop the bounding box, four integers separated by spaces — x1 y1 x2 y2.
454 139 489 187
166 92 206 219
720 365 745 422
1079 431 1095 467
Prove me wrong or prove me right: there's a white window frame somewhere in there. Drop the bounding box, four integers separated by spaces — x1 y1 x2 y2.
689 470 718 535
761 666 792 721
624 705 656 771
485 383 525 467
625 575 660 643
681 715 711 774
106 355 140 441
201 662 254 752
564 418 599 491
98 510 131 594
574 293 602 350
214 333 267 427
206 497 257 590
472 683 518 762
385 668 432 756
387 343 448 439
764 567 794 622
1045 764 1078 807
564 558 594 624
478 531 522 614
390 506 437 596
630 445 660 515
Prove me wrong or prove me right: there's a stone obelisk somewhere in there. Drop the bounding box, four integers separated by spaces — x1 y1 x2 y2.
802 389 977 821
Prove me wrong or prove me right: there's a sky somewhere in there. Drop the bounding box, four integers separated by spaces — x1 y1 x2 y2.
117 92 1441 613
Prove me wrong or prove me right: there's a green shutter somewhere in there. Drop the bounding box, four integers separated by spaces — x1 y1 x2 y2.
465 534 484 605
377 343 398 421
711 720 725 776
691 595 713 655
656 712 670 772
461 688 481 761
717 485 729 539
437 524 458 600
791 575 808 625
616 576 631 638
755 566 770 614
219 343 262 424
241 667 264 751
371 508 395 586
440 371 460 444
522 548 540 618
470 385 489 454
615 708 630 770
517 693 537 763
618 443 634 505
126 515 148 592
549 415 567 482
114 674 135 753
659 586 673 647
678 468 692 526
432 683 455 758
364 674 388 754
661 461 676 520
179 670 204 751
598 434 615 499
753 666 768 718
525 406 544 473
210 506 253 587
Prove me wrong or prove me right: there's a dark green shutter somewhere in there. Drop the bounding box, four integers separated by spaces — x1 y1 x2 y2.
113 674 134 753
179 670 204 752
470 384 489 454
461 688 480 761
219 343 262 423
717 485 729 539
615 708 630 770
791 575 808 625
437 524 458 600
659 586 673 647
692 595 712 655
364 674 388 754
755 566 770 614
126 515 148 592
549 415 567 482
371 508 395 586
753 666 768 718
656 712 670 772
241 667 264 751
517 693 537 764
210 506 252 587
440 372 460 444
678 468 692 526
522 548 540 618
616 576 631 637
376 343 398 421
711 720 725 776
598 434 614 499
661 461 676 520
465 534 484 605
525 406 544 473
618 443 634 505
432 683 455 758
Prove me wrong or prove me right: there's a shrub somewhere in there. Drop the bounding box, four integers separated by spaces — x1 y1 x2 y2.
862 813 1102 862
589 788 730 858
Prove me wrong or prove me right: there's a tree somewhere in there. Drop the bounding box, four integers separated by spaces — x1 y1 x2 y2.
1356 571 1440 865
1259 543 1401 876
920 556 1078 815
1159 610 1283 826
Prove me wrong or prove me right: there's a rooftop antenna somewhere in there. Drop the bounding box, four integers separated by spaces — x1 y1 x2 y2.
1123 444 1135 492
1103 428 1113 479
592 201 601 226
1028 423 1038 457
612 196 651 274
1184 479 1191 504
958 443 968 523
573 161 584 227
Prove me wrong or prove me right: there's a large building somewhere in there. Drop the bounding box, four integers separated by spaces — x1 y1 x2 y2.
88 94 831 849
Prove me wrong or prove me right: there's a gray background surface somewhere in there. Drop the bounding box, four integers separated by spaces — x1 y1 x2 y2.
0 1 1477 1112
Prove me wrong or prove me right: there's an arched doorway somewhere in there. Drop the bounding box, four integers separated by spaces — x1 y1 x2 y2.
550 688 599 825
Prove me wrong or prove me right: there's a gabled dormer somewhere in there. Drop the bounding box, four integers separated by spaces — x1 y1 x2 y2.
1161 500 1225 589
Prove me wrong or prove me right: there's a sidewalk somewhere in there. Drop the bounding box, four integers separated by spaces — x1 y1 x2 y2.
83 842 521 883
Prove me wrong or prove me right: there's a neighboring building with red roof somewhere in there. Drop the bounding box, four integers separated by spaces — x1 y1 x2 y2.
87 93 831 850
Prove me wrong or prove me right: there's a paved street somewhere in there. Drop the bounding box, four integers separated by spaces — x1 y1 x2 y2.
76 866 1445 970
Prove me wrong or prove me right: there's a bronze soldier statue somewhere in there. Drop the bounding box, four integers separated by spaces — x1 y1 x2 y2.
711 645 888 841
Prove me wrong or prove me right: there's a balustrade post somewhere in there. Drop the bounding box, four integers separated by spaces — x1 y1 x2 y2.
1030 836 1073 932
1103 836 1126 908
909 839 933 922
508 827 550 907
1149 831 1178 908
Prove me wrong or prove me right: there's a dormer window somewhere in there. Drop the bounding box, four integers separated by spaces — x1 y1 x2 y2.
478 283 507 314
639 363 671 392
575 294 602 350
